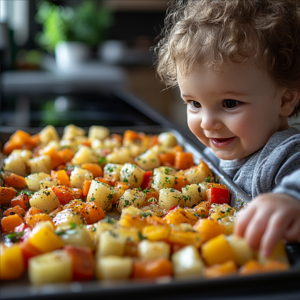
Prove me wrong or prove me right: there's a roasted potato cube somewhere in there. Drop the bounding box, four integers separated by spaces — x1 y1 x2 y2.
39 178 60 189
25 172 51 191
96 256 132 280
171 246 205 279
70 166 93 188
53 209 85 228
135 150 160 171
181 184 203 208
71 146 98 165
97 230 126 257
29 155 52 174
120 163 145 188
138 240 170 260
153 166 177 176
29 188 60 213
158 132 177 147
28 250 72 285
88 125 110 141
86 180 114 211
152 172 176 190
159 188 183 210
117 189 147 213
39 125 60 145
103 163 123 181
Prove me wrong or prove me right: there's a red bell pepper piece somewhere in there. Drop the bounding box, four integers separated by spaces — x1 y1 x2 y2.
141 171 153 190
206 187 230 204
52 186 75 205
166 205 179 213
20 240 43 269
64 245 95 281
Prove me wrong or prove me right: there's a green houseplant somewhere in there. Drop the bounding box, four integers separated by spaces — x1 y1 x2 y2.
35 0 113 69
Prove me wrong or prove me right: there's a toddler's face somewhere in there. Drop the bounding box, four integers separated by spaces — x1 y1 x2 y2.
178 61 288 160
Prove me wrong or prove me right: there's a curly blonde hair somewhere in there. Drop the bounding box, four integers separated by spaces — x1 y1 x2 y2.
154 0 300 117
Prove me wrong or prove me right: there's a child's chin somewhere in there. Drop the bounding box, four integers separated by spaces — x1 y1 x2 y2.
213 150 238 161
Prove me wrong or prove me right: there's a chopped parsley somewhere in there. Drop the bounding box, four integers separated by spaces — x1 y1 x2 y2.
20 190 35 197
69 222 77 229
141 212 152 218
138 231 147 240
124 200 130 207
99 157 107 164
4 232 24 243
102 216 116 224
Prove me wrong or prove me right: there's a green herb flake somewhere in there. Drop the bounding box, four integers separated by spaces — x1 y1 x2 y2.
103 216 116 224
205 177 211 182
99 157 108 164
138 231 147 240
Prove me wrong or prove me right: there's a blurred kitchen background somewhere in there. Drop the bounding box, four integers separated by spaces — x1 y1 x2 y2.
0 0 188 131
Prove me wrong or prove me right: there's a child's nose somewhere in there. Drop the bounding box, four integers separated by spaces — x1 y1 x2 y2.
200 111 222 131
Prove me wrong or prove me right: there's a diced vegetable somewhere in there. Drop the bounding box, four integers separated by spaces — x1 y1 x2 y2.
52 186 75 205
171 245 204 279
0 187 18 206
120 163 145 188
70 167 93 189
81 163 103 178
96 256 132 280
159 188 183 210
51 170 70 187
86 180 114 211
4 173 26 189
205 260 237 278
29 188 60 213
65 245 95 281
81 201 106 224
3 205 26 219
28 250 72 285
201 234 236 266
1 214 24 233
141 171 153 190
28 227 64 253
20 240 43 270
206 187 230 204
137 240 170 260
132 258 172 279
193 219 226 243
0 243 25 280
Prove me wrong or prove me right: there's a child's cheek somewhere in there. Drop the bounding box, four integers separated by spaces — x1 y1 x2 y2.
187 115 208 146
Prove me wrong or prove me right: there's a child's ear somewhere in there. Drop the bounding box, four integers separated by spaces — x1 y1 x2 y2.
279 88 300 117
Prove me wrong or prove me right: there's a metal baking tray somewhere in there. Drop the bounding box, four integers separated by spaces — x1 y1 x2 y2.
1 124 300 300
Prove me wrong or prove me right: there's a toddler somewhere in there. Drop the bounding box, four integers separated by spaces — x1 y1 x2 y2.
155 0 300 257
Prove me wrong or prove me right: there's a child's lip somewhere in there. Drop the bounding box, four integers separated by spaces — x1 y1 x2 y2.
210 137 236 148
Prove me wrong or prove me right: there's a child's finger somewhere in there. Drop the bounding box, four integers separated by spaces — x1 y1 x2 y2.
244 209 270 251
234 205 256 237
259 212 291 257
284 218 300 241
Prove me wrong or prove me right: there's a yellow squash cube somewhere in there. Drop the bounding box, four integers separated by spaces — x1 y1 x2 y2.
0 243 24 280
201 234 235 266
28 227 64 253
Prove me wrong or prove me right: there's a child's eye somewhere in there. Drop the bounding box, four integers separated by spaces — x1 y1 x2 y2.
189 100 201 109
223 99 240 109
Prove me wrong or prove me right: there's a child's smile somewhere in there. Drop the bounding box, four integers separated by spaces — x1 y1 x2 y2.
178 60 289 160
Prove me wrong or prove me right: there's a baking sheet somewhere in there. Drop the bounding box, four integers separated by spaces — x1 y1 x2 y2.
1 125 299 300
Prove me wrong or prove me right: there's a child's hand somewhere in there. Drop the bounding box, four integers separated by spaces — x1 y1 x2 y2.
234 193 300 257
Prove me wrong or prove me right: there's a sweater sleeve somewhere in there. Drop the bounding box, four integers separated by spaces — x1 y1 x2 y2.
273 169 300 202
